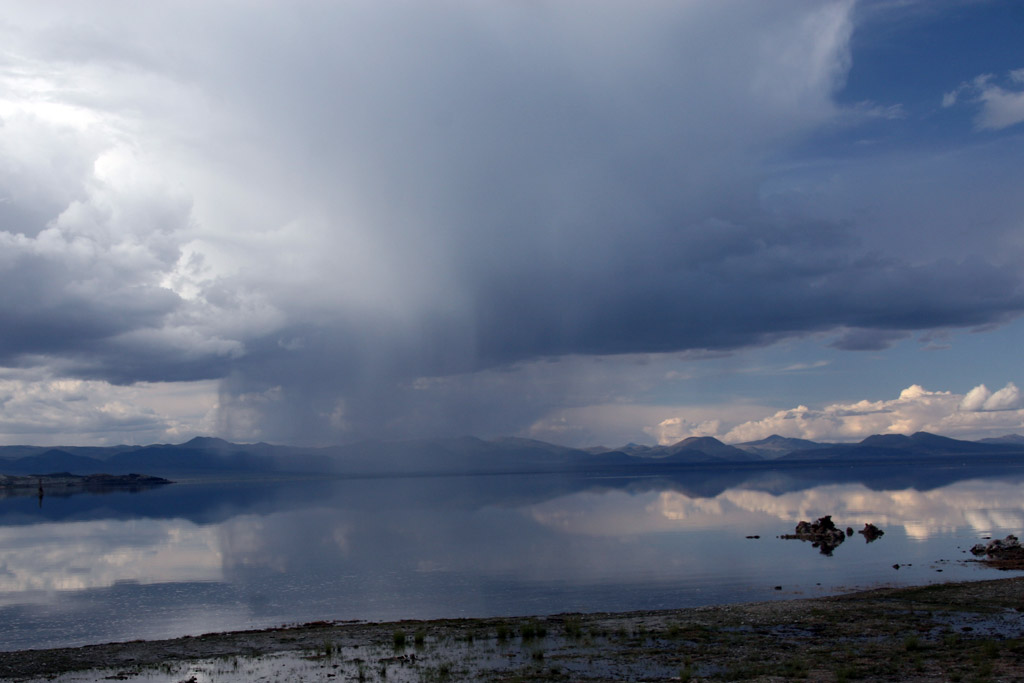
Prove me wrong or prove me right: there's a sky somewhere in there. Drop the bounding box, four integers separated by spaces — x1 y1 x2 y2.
0 0 1023 448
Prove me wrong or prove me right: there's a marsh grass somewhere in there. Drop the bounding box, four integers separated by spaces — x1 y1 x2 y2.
834 663 859 682
520 620 547 641
970 639 999 680
14 578 1024 683
679 655 695 682
307 639 338 659
780 656 810 679
419 660 453 682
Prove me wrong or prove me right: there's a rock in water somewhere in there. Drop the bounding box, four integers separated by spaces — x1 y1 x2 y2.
971 535 1024 569
780 515 846 555
858 523 885 543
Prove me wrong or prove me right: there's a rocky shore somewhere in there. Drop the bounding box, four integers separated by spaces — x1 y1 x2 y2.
2 577 1024 682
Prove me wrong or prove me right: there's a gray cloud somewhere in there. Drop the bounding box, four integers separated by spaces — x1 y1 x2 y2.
829 328 910 352
1 1 1023 443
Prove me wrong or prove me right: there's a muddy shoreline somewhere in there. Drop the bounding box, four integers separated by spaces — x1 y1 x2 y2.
3 576 1024 681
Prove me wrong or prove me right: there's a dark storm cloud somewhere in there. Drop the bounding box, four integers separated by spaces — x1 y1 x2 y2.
2 1 1023 443
0 235 179 375
210 227 1024 442
466 235 1024 363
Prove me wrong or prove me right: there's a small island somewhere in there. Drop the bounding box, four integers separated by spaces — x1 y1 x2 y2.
0 472 172 497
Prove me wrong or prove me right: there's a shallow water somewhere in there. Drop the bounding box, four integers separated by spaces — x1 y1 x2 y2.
21 633 686 683
2 463 1023 651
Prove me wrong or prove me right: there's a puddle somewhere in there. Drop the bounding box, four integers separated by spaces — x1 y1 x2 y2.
20 631 684 683
928 609 1024 640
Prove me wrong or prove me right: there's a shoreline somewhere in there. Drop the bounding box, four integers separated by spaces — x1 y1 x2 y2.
3 576 1024 682
0 473 171 499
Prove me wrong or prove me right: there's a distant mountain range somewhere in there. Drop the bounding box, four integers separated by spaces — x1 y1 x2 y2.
1 432 1023 478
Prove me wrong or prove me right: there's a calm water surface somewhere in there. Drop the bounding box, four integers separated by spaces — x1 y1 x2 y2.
2 465 1023 651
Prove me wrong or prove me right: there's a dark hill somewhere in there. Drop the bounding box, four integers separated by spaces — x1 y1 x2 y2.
978 434 1024 445
106 443 270 475
2 449 108 475
734 434 825 459
3 431 1024 478
178 436 237 450
662 436 761 462
781 431 1024 461
614 437 760 463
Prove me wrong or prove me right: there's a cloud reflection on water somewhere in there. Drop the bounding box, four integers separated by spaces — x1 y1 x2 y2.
525 479 1024 541
1 475 1023 608
0 519 220 600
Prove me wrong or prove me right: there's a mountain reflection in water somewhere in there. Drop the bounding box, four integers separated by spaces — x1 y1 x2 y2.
1 463 1023 651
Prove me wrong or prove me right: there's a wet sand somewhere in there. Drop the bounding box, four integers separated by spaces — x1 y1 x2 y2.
2 576 1023 682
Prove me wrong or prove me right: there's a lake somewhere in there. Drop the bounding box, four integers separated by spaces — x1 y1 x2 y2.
2 463 1023 651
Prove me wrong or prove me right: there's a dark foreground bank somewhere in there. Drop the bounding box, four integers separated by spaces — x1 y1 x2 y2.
2 577 1024 682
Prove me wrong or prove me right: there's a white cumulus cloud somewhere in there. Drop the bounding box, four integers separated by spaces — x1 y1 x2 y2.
0 369 218 446
718 383 1024 443
959 383 992 411
983 382 1022 411
944 69 1024 130
958 382 1022 412
648 417 722 445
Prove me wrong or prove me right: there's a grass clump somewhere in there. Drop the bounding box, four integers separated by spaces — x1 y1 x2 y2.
679 657 695 682
780 656 809 679
309 639 338 659
520 620 547 641
420 661 453 682
970 639 998 680
835 663 863 682
393 629 407 648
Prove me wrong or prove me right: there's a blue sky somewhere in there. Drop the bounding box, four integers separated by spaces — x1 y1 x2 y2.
0 0 1022 447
